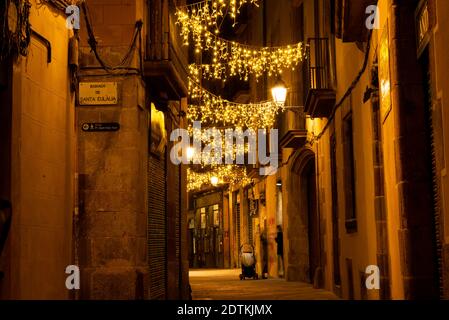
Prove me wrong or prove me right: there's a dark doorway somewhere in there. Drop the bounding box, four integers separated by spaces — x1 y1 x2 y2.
193 204 224 269
302 159 320 283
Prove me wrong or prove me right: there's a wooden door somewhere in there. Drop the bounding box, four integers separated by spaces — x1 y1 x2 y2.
305 161 320 283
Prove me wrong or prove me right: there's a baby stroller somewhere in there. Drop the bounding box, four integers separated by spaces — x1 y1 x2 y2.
239 244 259 280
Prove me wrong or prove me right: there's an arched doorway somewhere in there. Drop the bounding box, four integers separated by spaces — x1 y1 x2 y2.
287 148 320 285
302 158 320 283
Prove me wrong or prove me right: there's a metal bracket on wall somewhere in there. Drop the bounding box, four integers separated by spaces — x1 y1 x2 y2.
30 29 52 63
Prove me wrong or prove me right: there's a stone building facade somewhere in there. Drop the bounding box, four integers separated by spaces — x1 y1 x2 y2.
0 0 76 299
0 0 190 300
219 0 449 300
1 0 449 301
76 0 189 300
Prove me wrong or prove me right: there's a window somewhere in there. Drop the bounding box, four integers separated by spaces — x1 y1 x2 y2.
343 113 357 232
213 204 220 227
200 208 207 229
188 218 195 229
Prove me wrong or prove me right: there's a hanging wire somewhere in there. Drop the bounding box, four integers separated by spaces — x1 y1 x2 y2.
0 0 32 61
80 2 144 75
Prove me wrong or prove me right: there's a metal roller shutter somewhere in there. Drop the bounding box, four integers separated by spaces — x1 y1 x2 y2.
148 152 167 300
423 54 443 298
167 112 181 298
174 163 180 295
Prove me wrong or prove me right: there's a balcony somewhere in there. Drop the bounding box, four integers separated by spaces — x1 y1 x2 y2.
304 38 336 119
278 85 308 149
279 111 308 149
144 0 188 101
335 0 378 43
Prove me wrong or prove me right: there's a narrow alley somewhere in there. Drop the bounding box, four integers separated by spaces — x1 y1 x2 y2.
1 0 449 304
190 270 339 300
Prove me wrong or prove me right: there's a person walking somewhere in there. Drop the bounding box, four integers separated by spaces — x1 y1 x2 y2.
260 226 268 279
275 225 284 278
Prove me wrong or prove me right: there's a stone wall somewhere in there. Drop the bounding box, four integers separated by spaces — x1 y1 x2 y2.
76 0 149 299
76 76 149 299
0 1 75 299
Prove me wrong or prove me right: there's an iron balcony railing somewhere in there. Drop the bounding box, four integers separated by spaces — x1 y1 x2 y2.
146 0 188 71
304 37 332 100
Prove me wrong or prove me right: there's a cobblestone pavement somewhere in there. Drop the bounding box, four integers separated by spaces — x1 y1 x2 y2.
190 269 339 300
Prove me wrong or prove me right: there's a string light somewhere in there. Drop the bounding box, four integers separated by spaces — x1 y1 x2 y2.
176 0 306 81
178 32 306 81
187 165 252 191
178 1 289 193
175 0 260 41
187 125 252 167
188 76 284 129
175 0 226 50
188 35 306 81
194 40 306 81
186 35 306 81
229 0 260 24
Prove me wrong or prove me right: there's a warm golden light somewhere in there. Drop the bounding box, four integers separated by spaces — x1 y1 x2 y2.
186 146 196 161
188 75 285 129
379 26 392 120
176 2 307 82
210 176 220 186
187 166 252 192
175 0 259 37
185 42 306 81
271 79 288 105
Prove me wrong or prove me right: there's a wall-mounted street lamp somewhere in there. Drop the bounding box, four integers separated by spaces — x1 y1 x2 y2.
271 77 303 111
186 146 196 161
210 176 219 186
271 78 288 106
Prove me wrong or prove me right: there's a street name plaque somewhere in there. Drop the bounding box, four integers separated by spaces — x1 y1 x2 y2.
82 123 120 132
79 82 118 105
